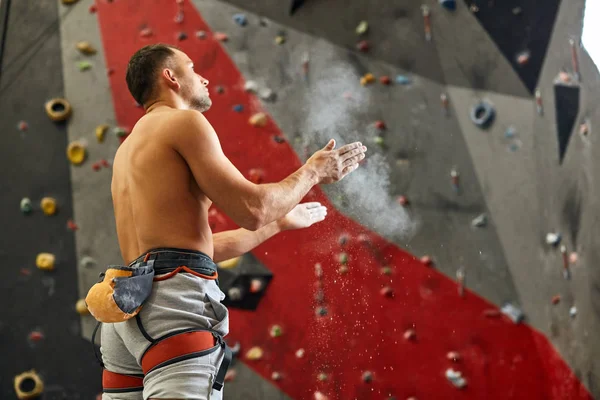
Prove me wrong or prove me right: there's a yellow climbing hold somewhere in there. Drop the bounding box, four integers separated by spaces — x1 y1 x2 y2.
249 113 268 127
275 35 286 45
61 0 79 4
360 73 375 86
36 253 56 271
356 21 369 35
75 299 89 315
95 124 109 142
67 141 87 165
40 197 57 216
246 346 263 360
218 257 241 269
76 41 97 55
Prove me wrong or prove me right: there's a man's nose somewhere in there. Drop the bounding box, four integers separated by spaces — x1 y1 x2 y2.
201 77 209 86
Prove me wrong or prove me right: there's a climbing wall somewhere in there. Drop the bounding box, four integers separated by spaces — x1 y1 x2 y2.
1 0 599 399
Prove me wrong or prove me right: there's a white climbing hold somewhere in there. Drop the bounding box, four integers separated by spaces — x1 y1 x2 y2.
445 368 467 389
471 214 487 228
545 232 562 246
246 346 263 360
244 80 259 93
501 303 524 324
570 306 577 318
295 348 305 358
259 87 276 101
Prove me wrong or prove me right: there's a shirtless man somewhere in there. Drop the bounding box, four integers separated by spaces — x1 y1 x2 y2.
98 44 367 400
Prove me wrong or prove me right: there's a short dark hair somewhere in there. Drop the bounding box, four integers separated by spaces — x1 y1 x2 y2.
125 44 178 106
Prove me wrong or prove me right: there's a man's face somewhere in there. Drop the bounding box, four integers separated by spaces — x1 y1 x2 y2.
173 49 212 112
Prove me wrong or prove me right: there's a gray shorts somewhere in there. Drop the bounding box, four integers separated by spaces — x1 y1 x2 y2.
100 249 230 400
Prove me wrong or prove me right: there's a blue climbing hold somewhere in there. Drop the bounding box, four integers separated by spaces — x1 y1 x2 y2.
395 75 412 85
233 13 247 26
233 104 244 112
504 126 516 139
439 0 456 11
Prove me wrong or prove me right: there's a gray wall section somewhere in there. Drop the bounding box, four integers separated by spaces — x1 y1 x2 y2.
0 0 101 397
58 0 122 341
215 0 530 97
447 0 600 394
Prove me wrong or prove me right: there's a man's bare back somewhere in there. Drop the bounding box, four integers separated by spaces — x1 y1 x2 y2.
112 109 214 265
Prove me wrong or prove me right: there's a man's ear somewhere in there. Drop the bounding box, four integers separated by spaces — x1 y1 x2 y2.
162 68 180 90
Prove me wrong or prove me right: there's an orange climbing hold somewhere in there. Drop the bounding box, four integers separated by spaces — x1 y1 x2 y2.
360 73 375 86
214 32 228 42
397 195 409 206
249 113 268 127
41 197 57 216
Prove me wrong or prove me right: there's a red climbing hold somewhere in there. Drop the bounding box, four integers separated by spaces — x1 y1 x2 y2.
420 255 433 266
380 286 393 297
356 40 370 52
67 219 79 231
101 159 110 168
248 168 264 184
374 120 386 130
89 4 97 13
92 161 102 171
18 121 29 132
28 331 44 342
403 329 416 341
447 351 460 362
552 295 561 305
397 195 409 206
379 75 391 85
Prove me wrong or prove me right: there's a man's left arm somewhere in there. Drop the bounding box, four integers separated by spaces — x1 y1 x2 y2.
212 202 327 263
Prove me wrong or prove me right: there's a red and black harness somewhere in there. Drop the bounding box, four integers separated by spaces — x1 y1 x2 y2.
92 251 232 394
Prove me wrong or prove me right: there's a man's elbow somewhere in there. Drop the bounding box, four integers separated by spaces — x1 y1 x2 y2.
239 212 263 231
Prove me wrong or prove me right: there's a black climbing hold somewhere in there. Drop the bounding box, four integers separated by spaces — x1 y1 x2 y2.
554 83 579 164
290 0 305 15
462 0 561 94
439 0 456 11
470 100 495 128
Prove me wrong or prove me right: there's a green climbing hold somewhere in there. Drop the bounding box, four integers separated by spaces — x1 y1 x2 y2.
113 127 128 137
338 252 348 265
77 60 92 71
270 325 283 337
20 198 33 215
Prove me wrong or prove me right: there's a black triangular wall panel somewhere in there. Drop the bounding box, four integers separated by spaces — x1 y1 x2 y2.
554 83 580 164
463 0 562 94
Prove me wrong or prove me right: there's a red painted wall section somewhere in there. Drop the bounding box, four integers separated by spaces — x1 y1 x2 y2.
94 1 592 399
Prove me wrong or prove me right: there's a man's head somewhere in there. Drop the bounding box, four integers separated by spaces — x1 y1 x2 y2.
125 44 212 112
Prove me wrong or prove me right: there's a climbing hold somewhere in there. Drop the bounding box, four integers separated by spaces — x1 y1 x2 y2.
45 98 72 122
516 50 530 66
314 392 329 400
315 306 327 316
545 232 561 247
275 33 286 45
504 126 516 139
314 262 323 278
233 104 243 112
450 167 459 192
177 32 188 41
28 330 44 342
471 214 487 228
501 303 524 324
20 198 33 215
140 28 153 38
76 299 89 315
397 195 409 206
445 368 467 389
470 100 495 128
551 295 561 305
355 21 368 35
379 75 391 85
569 252 578 264
447 351 460 362
338 265 349 274
250 278 265 293
421 5 432 41
570 306 577 318
92 161 102 171
439 0 456 11
560 245 571 280
270 325 283 337
17 120 28 132
248 168 264 184
259 88 276 102
271 372 282 381
374 120 386 130
67 219 78 231
174 10 184 24
301 51 310 81
374 136 384 146
228 287 244 301
67 141 87 165
318 372 328 381
512 7 522 15
36 253 55 271
61 0 79 4
14 370 44 399
218 257 240 269
249 113 268 127
77 60 92 71
440 93 449 115
420 255 433 266
362 371 373 383
76 41 97 55
214 32 228 42
41 197 57 216
113 127 128 137
215 85 225 94
580 121 589 137
356 40 370 52
381 266 392 275
95 124 109 142
89 4 97 13
396 75 412 85
456 267 465 297
233 13 247 26
403 329 416 341
295 348 305 358
246 346 263 360
338 252 348 265
225 369 237 382
360 73 375 86
535 89 544 115
196 30 207 39
380 286 393 297
80 256 96 268
244 80 259 93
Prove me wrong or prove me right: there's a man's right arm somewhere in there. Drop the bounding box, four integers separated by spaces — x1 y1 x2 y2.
171 111 320 231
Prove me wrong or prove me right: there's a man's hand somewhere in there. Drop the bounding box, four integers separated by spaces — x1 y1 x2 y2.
277 202 328 231
306 139 367 184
